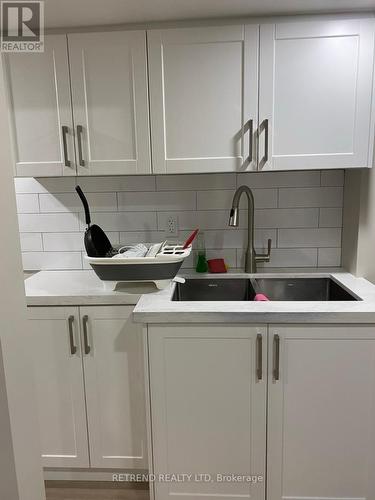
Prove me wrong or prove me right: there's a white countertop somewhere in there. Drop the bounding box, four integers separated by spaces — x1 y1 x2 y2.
24 269 375 324
24 270 158 306
133 270 375 324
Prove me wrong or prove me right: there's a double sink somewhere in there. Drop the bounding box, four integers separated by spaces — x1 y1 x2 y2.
172 277 359 302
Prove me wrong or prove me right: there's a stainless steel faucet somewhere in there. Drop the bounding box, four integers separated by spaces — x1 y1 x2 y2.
229 185 272 273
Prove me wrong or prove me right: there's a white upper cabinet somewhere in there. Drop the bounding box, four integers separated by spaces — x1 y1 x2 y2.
148 25 259 174
259 19 375 170
268 325 375 500
5 17 375 177
5 35 76 177
68 31 151 175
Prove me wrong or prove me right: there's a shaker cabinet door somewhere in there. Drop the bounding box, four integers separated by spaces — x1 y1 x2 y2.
148 324 267 500
259 19 375 170
5 35 76 177
68 31 151 176
148 25 259 174
81 306 148 469
267 324 375 500
27 307 89 467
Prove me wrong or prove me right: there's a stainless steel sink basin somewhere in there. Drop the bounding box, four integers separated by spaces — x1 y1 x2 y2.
172 277 359 301
172 279 255 301
252 277 358 301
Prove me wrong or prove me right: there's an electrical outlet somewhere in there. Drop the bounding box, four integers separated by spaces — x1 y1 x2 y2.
165 215 179 237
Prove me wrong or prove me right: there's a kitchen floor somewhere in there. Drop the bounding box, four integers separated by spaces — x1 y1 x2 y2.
45 482 149 500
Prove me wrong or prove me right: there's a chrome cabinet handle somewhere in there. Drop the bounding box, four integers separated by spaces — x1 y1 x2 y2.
68 315 77 355
62 126 71 167
248 119 254 163
82 315 91 354
77 125 85 166
258 119 269 168
264 119 269 163
256 333 262 381
273 334 280 381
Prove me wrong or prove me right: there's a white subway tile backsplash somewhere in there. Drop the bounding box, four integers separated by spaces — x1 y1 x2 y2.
262 248 318 268
15 172 344 271
81 253 91 270
39 192 117 213
321 170 345 186
19 233 43 251
238 248 318 268
22 251 82 270
18 213 80 232
16 194 39 213
158 211 239 231
43 232 84 251
278 228 342 248
78 175 156 192
156 173 236 191
14 177 76 194
237 170 321 188
119 231 165 245
318 247 342 267
42 232 120 251
80 212 157 232
197 189 278 210
319 208 343 228
279 187 343 208
255 208 319 228
202 229 277 249
118 191 196 212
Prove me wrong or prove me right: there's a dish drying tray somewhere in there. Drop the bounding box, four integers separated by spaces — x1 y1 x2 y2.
85 241 192 290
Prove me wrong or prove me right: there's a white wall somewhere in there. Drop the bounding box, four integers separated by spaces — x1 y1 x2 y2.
343 166 375 283
0 58 45 500
341 170 361 276
14 169 345 271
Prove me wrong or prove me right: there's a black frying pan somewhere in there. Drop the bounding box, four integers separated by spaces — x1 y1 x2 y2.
75 185 116 258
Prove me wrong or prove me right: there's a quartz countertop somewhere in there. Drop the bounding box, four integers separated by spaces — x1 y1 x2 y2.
133 270 375 324
24 269 375 323
24 270 158 306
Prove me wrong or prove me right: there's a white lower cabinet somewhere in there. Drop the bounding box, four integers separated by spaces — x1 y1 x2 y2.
267 324 375 500
27 307 88 467
148 324 267 500
27 305 147 469
81 306 147 468
148 324 375 500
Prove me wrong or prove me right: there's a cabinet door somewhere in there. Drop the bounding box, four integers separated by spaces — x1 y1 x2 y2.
81 306 147 469
148 25 259 174
268 324 375 500
68 31 151 176
148 324 267 500
259 19 375 170
27 307 89 467
5 35 76 177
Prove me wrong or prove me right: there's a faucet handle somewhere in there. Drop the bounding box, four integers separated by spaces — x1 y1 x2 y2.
266 238 272 258
255 239 272 263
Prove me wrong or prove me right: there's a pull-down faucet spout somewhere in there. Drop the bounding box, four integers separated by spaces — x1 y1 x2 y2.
229 185 272 273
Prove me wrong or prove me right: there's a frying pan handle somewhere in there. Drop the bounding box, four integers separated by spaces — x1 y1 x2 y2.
75 185 91 226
